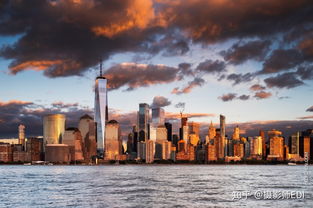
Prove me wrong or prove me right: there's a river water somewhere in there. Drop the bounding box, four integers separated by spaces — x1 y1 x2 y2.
0 165 312 207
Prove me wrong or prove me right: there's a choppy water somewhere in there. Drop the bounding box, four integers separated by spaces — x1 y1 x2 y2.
0 165 312 208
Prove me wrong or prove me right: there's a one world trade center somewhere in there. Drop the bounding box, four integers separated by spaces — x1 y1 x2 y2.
94 64 108 158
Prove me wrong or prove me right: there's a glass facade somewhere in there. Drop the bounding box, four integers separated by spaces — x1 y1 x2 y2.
94 77 108 158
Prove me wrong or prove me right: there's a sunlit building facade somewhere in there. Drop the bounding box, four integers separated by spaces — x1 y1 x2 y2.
94 76 108 158
268 130 284 161
18 124 25 148
105 120 121 160
43 114 66 146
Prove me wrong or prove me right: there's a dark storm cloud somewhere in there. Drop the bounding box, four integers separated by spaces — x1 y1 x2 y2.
219 93 237 102
296 66 313 80
306 106 313 112
104 63 182 91
157 0 313 43
195 60 226 74
264 72 304 89
261 49 303 74
226 72 255 85
171 77 205 95
221 40 271 65
0 100 92 138
151 96 171 108
0 0 169 77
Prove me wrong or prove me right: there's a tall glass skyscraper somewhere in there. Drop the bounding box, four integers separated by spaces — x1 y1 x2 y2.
138 103 149 141
94 76 108 158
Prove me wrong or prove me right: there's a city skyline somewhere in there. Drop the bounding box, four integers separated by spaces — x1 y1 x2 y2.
1 0 313 138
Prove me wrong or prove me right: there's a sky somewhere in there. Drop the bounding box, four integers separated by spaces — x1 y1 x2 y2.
0 0 313 138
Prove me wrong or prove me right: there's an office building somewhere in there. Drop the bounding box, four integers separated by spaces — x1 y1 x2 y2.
146 140 155 163
26 137 44 161
232 126 240 140
138 103 149 141
18 124 25 148
165 122 173 142
137 141 146 160
267 130 284 161
78 114 97 161
105 120 122 160
188 122 200 137
152 107 165 126
250 136 262 159
94 75 108 158
45 144 71 163
43 114 66 145
62 128 84 161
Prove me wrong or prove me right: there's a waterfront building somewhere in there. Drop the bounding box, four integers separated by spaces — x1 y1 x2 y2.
62 128 84 161
26 137 44 161
43 114 66 145
45 144 71 164
146 140 154 163
250 136 263 159
94 76 108 158
0 143 13 162
267 130 284 161
289 132 300 155
78 114 97 161
137 141 146 160
105 120 122 160
205 139 217 162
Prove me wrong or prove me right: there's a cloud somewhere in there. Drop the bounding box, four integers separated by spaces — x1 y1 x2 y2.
221 40 271 65
238 94 250 101
261 49 303 74
219 93 237 102
296 66 313 80
306 106 313 112
226 72 255 85
157 0 313 43
297 115 313 119
171 77 205 95
195 60 226 74
104 63 182 90
264 72 304 89
1 0 313 78
250 84 266 91
151 96 171 108
254 91 272 99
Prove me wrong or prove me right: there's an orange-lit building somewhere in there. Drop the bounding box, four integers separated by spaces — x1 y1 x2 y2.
267 130 284 161
205 139 217 162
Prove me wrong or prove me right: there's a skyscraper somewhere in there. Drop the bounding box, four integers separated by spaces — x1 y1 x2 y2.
138 103 149 141
220 115 226 138
18 124 25 148
105 120 121 160
94 76 108 158
43 114 66 146
152 107 165 126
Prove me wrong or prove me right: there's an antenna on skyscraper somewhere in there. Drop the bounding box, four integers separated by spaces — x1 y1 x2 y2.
99 58 103 77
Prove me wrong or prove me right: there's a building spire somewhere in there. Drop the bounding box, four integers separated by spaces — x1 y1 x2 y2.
99 58 103 77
